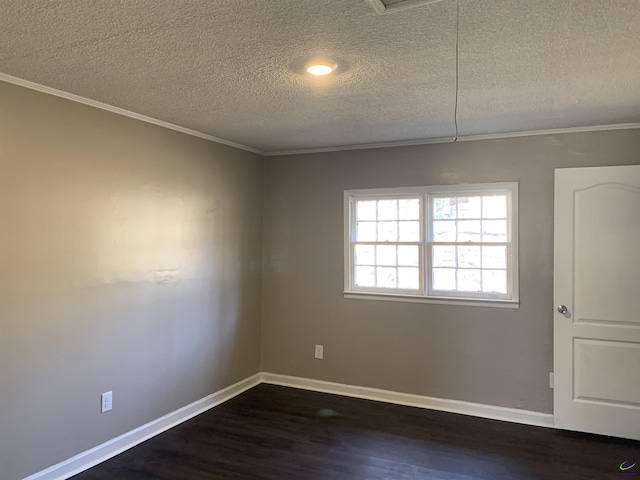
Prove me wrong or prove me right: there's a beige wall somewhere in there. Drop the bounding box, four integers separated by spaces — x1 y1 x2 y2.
261 130 640 414
0 81 264 480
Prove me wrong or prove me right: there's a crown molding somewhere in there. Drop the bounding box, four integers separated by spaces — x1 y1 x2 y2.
367 0 446 14
0 72 264 155
264 136 456 156
265 123 640 156
457 123 640 143
4 72 639 159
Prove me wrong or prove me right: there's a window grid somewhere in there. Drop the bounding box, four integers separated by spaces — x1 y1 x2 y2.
351 195 423 293
353 243 422 291
345 183 518 305
428 243 510 296
427 192 512 298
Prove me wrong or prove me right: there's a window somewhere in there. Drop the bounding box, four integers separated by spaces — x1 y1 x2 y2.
344 183 518 307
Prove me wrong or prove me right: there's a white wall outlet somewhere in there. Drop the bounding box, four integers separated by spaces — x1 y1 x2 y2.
101 391 113 413
549 372 554 389
314 345 324 360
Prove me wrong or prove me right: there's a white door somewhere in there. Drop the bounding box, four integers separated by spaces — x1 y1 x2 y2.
554 165 640 440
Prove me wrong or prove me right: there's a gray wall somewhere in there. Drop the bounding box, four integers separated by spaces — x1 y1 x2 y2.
3 75 640 479
0 81 264 480
261 130 640 414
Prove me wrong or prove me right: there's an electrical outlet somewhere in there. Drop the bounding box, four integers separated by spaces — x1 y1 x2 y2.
314 345 324 360
101 391 113 413
549 372 554 389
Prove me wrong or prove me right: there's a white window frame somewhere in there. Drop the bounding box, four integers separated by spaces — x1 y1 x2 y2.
344 182 519 308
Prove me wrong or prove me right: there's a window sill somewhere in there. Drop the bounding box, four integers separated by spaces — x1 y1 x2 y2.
343 292 520 309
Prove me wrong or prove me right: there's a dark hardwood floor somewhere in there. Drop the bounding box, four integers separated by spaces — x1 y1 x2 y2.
72 384 639 479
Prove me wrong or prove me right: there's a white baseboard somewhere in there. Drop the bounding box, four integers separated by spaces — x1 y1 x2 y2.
25 373 262 480
26 371 553 479
260 372 554 429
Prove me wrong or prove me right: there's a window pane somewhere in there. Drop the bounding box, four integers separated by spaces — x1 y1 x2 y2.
433 268 456 290
458 269 481 292
377 221 398 241
398 267 420 290
376 267 397 288
355 266 375 287
377 200 397 220
457 220 481 242
398 221 420 241
457 196 481 219
458 246 481 268
483 270 507 293
349 186 515 299
482 246 506 269
433 221 456 241
355 244 375 265
357 200 376 221
376 245 396 266
398 245 419 266
399 199 420 220
433 245 456 267
482 220 507 242
357 222 376 241
433 197 456 219
483 195 507 218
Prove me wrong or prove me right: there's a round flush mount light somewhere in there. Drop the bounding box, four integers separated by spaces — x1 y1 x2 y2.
306 61 337 76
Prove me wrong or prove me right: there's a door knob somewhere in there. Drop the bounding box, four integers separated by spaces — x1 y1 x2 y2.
557 305 568 315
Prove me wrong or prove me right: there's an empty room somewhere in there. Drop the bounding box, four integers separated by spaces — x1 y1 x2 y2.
1 1 640 479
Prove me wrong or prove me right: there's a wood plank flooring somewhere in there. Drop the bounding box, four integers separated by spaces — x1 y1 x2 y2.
72 384 639 479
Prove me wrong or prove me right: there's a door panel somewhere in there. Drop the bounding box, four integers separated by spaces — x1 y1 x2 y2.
574 339 640 406
554 165 640 440
574 184 640 324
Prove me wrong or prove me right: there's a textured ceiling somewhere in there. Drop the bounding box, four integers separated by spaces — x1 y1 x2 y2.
0 0 639 153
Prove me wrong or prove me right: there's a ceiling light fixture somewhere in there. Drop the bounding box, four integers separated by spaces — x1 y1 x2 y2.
306 62 336 76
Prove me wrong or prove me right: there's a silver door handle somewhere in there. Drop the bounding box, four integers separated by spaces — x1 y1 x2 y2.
557 305 568 315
